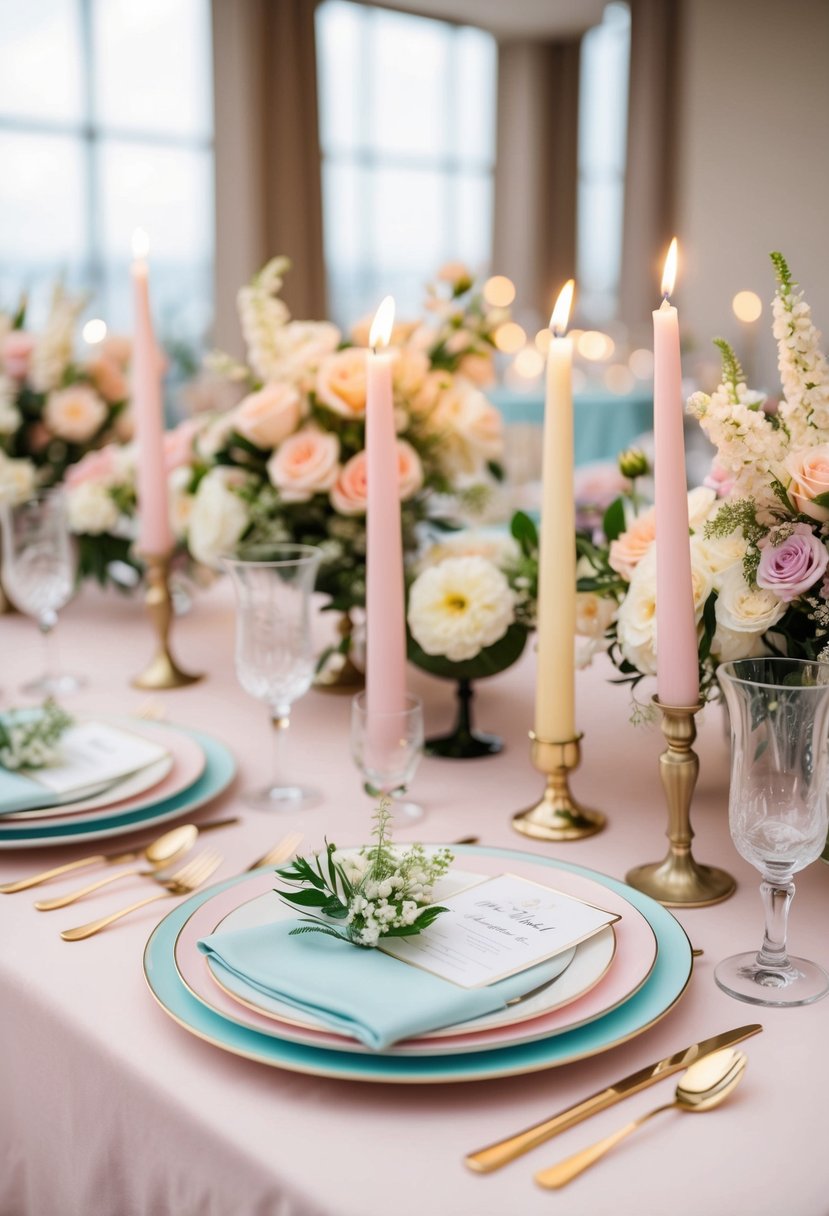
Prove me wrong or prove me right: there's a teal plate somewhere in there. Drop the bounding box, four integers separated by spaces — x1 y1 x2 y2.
0 726 236 848
144 847 693 1084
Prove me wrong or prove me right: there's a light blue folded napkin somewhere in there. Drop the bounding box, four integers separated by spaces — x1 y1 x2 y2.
198 917 575 1050
0 709 59 815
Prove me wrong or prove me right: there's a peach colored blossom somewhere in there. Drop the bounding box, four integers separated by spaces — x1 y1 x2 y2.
232 382 302 449
786 444 829 522
87 354 128 403
608 509 656 581
101 335 132 367
113 408 135 443
391 347 430 398
330 450 368 515
430 382 504 473
164 417 203 471
396 439 424 500
315 348 368 417
411 369 453 415
458 353 495 388
1 331 35 379
44 385 107 443
267 428 340 502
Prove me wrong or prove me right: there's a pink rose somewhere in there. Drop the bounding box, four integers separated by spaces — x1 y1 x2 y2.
755 524 828 602
608 510 656 581
267 428 340 503
232 383 302 450
86 355 128 404
330 441 423 515
703 461 735 499
786 445 829 522
65 446 120 488
44 385 108 442
315 349 367 417
1 331 35 380
164 417 202 471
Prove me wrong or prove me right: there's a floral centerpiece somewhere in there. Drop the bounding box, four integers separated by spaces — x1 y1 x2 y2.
275 798 453 948
66 257 508 644
0 286 132 502
574 253 829 708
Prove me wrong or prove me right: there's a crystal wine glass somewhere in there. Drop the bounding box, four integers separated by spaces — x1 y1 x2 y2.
350 691 424 822
0 488 84 695
223 544 322 811
716 657 829 1006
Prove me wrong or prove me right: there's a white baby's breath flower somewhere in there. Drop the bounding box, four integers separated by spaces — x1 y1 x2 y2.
407 555 515 662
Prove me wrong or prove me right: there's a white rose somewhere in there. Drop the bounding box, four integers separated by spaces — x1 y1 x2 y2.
711 623 767 663
616 553 658 675
687 486 717 533
67 482 119 535
714 564 786 635
698 528 747 588
407 555 515 662
0 453 35 505
168 466 195 541
187 467 250 567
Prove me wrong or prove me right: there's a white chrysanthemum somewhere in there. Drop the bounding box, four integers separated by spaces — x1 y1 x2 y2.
407 555 514 662
67 482 119 535
0 452 35 505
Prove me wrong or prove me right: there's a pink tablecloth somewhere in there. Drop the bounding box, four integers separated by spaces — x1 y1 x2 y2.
1 584 828 1216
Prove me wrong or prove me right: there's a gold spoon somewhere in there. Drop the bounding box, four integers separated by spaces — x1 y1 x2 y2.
34 824 198 911
535 1048 748 1189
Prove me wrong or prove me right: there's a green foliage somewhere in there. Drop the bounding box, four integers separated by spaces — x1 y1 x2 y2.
510 510 538 557
713 338 745 396
407 621 528 682
602 497 627 543
770 251 793 293
0 700 74 770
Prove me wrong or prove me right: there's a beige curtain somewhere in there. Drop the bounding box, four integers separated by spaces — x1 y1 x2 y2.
211 0 326 354
492 37 582 323
618 0 680 329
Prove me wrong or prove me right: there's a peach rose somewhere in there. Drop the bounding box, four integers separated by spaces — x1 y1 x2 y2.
65 445 120 488
315 348 367 417
330 441 423 515
232 382 302 450
391 347 430 398
608 509 656 581
44 385 108 443
411 369 452 415
1 331 35 379
164 417 203 471
396 438 424 500
786 444 829 522
267 428 340 502
86 355 128 403
430 382 504 473
458 353 495 388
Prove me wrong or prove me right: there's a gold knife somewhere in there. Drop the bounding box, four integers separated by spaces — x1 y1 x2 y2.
464 1023 763 1173
0 816 239 894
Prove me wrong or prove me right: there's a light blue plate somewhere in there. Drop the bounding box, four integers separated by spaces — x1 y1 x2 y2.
0 726 236 848
144 847 693 1084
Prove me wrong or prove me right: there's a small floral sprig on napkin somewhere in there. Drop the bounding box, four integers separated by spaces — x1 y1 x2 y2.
0 700 73 771
274 800 454 948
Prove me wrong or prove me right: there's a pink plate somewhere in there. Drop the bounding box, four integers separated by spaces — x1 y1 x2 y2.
0 719 206 831
174 851 658 1057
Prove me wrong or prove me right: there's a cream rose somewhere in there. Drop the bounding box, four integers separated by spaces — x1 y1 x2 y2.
430 382 504 474
267 428 340 503
391 347 430 398
67 482 119 535
698 528 747 587
168 466 195 541
608 510 656 581
315 348 367 417
232 383 302 450
715 564 786 635
44 385 108 443
187 467 251 567
786 444 829 522
458 353 495 388
686 486 718 532
617 545 713 676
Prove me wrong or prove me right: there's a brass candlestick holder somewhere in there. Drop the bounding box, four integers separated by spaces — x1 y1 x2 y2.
512 732 606 842
132 552 204 690
625 698 735 907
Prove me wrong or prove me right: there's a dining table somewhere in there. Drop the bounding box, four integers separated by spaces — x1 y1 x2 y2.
1 580 827 1216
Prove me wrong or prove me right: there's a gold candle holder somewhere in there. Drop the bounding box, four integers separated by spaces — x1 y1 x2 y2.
132 552 204 691
512 732 606 842
625 698 735 907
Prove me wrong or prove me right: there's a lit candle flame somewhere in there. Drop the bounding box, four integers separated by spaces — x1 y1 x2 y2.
132 228 150 261
369 295 395 350
661 237 678 300
549 280 575 338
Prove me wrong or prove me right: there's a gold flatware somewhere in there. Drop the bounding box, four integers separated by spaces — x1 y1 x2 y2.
0 817 238 894
245 832 304 872
60 849 223 941
453 836 480 845
535 1048 748 1189
464 1023 762 1173
34 824 199 911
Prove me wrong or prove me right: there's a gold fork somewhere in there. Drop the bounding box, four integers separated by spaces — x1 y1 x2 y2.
245 832 304 872
60 850 223 941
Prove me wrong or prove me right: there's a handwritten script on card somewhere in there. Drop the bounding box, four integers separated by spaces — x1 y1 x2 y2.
380 873 619 988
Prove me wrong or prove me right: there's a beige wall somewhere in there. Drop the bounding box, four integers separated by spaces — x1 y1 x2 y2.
675 0 829 392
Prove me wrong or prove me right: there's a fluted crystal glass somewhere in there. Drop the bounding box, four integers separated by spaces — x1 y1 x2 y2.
717 657 829 1006
223 544 322 811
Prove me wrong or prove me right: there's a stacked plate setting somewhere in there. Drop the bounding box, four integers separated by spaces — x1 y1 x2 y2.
0 717 236 848
145 845 694 1084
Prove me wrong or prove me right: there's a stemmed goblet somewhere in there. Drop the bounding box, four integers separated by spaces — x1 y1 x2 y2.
223 544 322 811
717 657 829 1006
0 487 84 695
350 691 424 822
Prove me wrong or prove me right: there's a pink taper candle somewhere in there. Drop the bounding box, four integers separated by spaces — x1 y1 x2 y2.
365 296 407 721
131 229 172 556
653 238 699 706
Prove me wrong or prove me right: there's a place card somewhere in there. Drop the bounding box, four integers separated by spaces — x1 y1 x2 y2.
30 722 169 798
380 873 619 989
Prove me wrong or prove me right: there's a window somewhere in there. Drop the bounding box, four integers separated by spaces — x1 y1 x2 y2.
0 0 213 357
576 2 631 323
316 0 497 327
